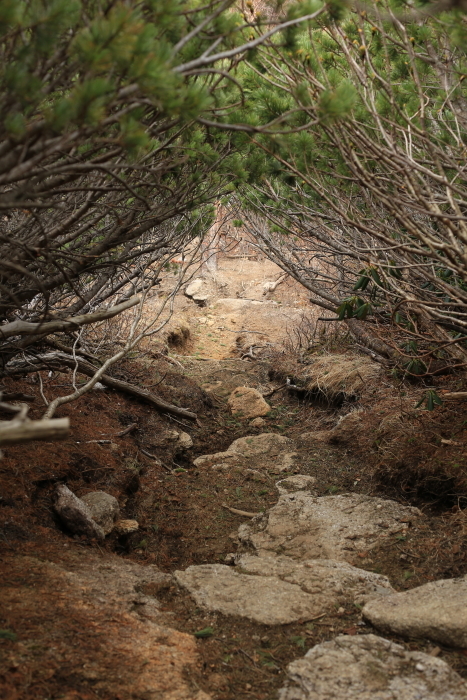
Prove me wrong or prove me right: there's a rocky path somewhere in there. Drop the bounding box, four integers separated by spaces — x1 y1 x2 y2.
2 263 467 699
171 421 467 699
12 372 465 700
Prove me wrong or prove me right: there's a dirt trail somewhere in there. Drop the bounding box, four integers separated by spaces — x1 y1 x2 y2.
1 253 467 700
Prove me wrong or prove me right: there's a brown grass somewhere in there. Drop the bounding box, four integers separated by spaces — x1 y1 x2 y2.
302 353 382 400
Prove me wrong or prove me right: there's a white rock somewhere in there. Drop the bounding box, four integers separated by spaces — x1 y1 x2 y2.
279 634 467 700
81 491 120 535
227 387 270 419
175 556 392 626
363 575 467 648
193 433 299 474
185 279 204 297
238 493 421 562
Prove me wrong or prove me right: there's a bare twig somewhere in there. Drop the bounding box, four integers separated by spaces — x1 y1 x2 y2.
222 503 260 517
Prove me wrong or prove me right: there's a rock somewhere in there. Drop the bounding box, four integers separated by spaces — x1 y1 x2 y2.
81 491 120 535
276 475 316 495
193 433 299 474
279 634 467 700
363 575 467 648
238 493 421 562
238 554 394 606
185 279 204 297
1 551 211 700
250 417 266 428
185 278 210 303
227 386 270 419
114 519 139 535
54 484 105 540
175 564 325 625
177 432 193 450
329 411 363 445
175 556 393 625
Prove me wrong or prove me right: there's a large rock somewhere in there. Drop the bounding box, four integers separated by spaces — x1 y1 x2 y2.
54 484 105 540
81 491 120 535
238 493 421 562
185 278 210 302
363 575 467 648
193 432 299 474
279 634 467 700
227 386 270 419
176 563 323 625
1 551 209 700
174 555 393 625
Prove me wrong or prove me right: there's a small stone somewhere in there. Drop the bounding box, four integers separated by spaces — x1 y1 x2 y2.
114 519 139 535
81 491 120 535
177 432 193 449
250 417 266 428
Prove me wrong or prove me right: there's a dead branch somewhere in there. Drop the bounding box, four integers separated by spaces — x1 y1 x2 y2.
222 503 260 517
115 422 138 437
6 352 197 421
0 296 140 341
0 416 69 445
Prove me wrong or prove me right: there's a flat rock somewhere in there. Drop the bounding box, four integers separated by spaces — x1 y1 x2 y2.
193 433 299 474
1 552 209 700
81 491 120 535
279 634 467 700
227 386 270 419
276 475 316 495
54 484 105 540
238 493 421 562
363 575 467 648
175 556 393 625
237 554 394 606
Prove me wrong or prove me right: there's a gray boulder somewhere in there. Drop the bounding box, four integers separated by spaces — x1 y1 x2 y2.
279 634 467 700
363 575 467 648
54 484 105 540
238 493 421 562
81 491 120 535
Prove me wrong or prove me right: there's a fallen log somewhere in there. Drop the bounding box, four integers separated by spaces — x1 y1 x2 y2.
5 352 197 421
0 416 69 445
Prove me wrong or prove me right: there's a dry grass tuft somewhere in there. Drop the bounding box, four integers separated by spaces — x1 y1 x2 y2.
302 354 382 400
